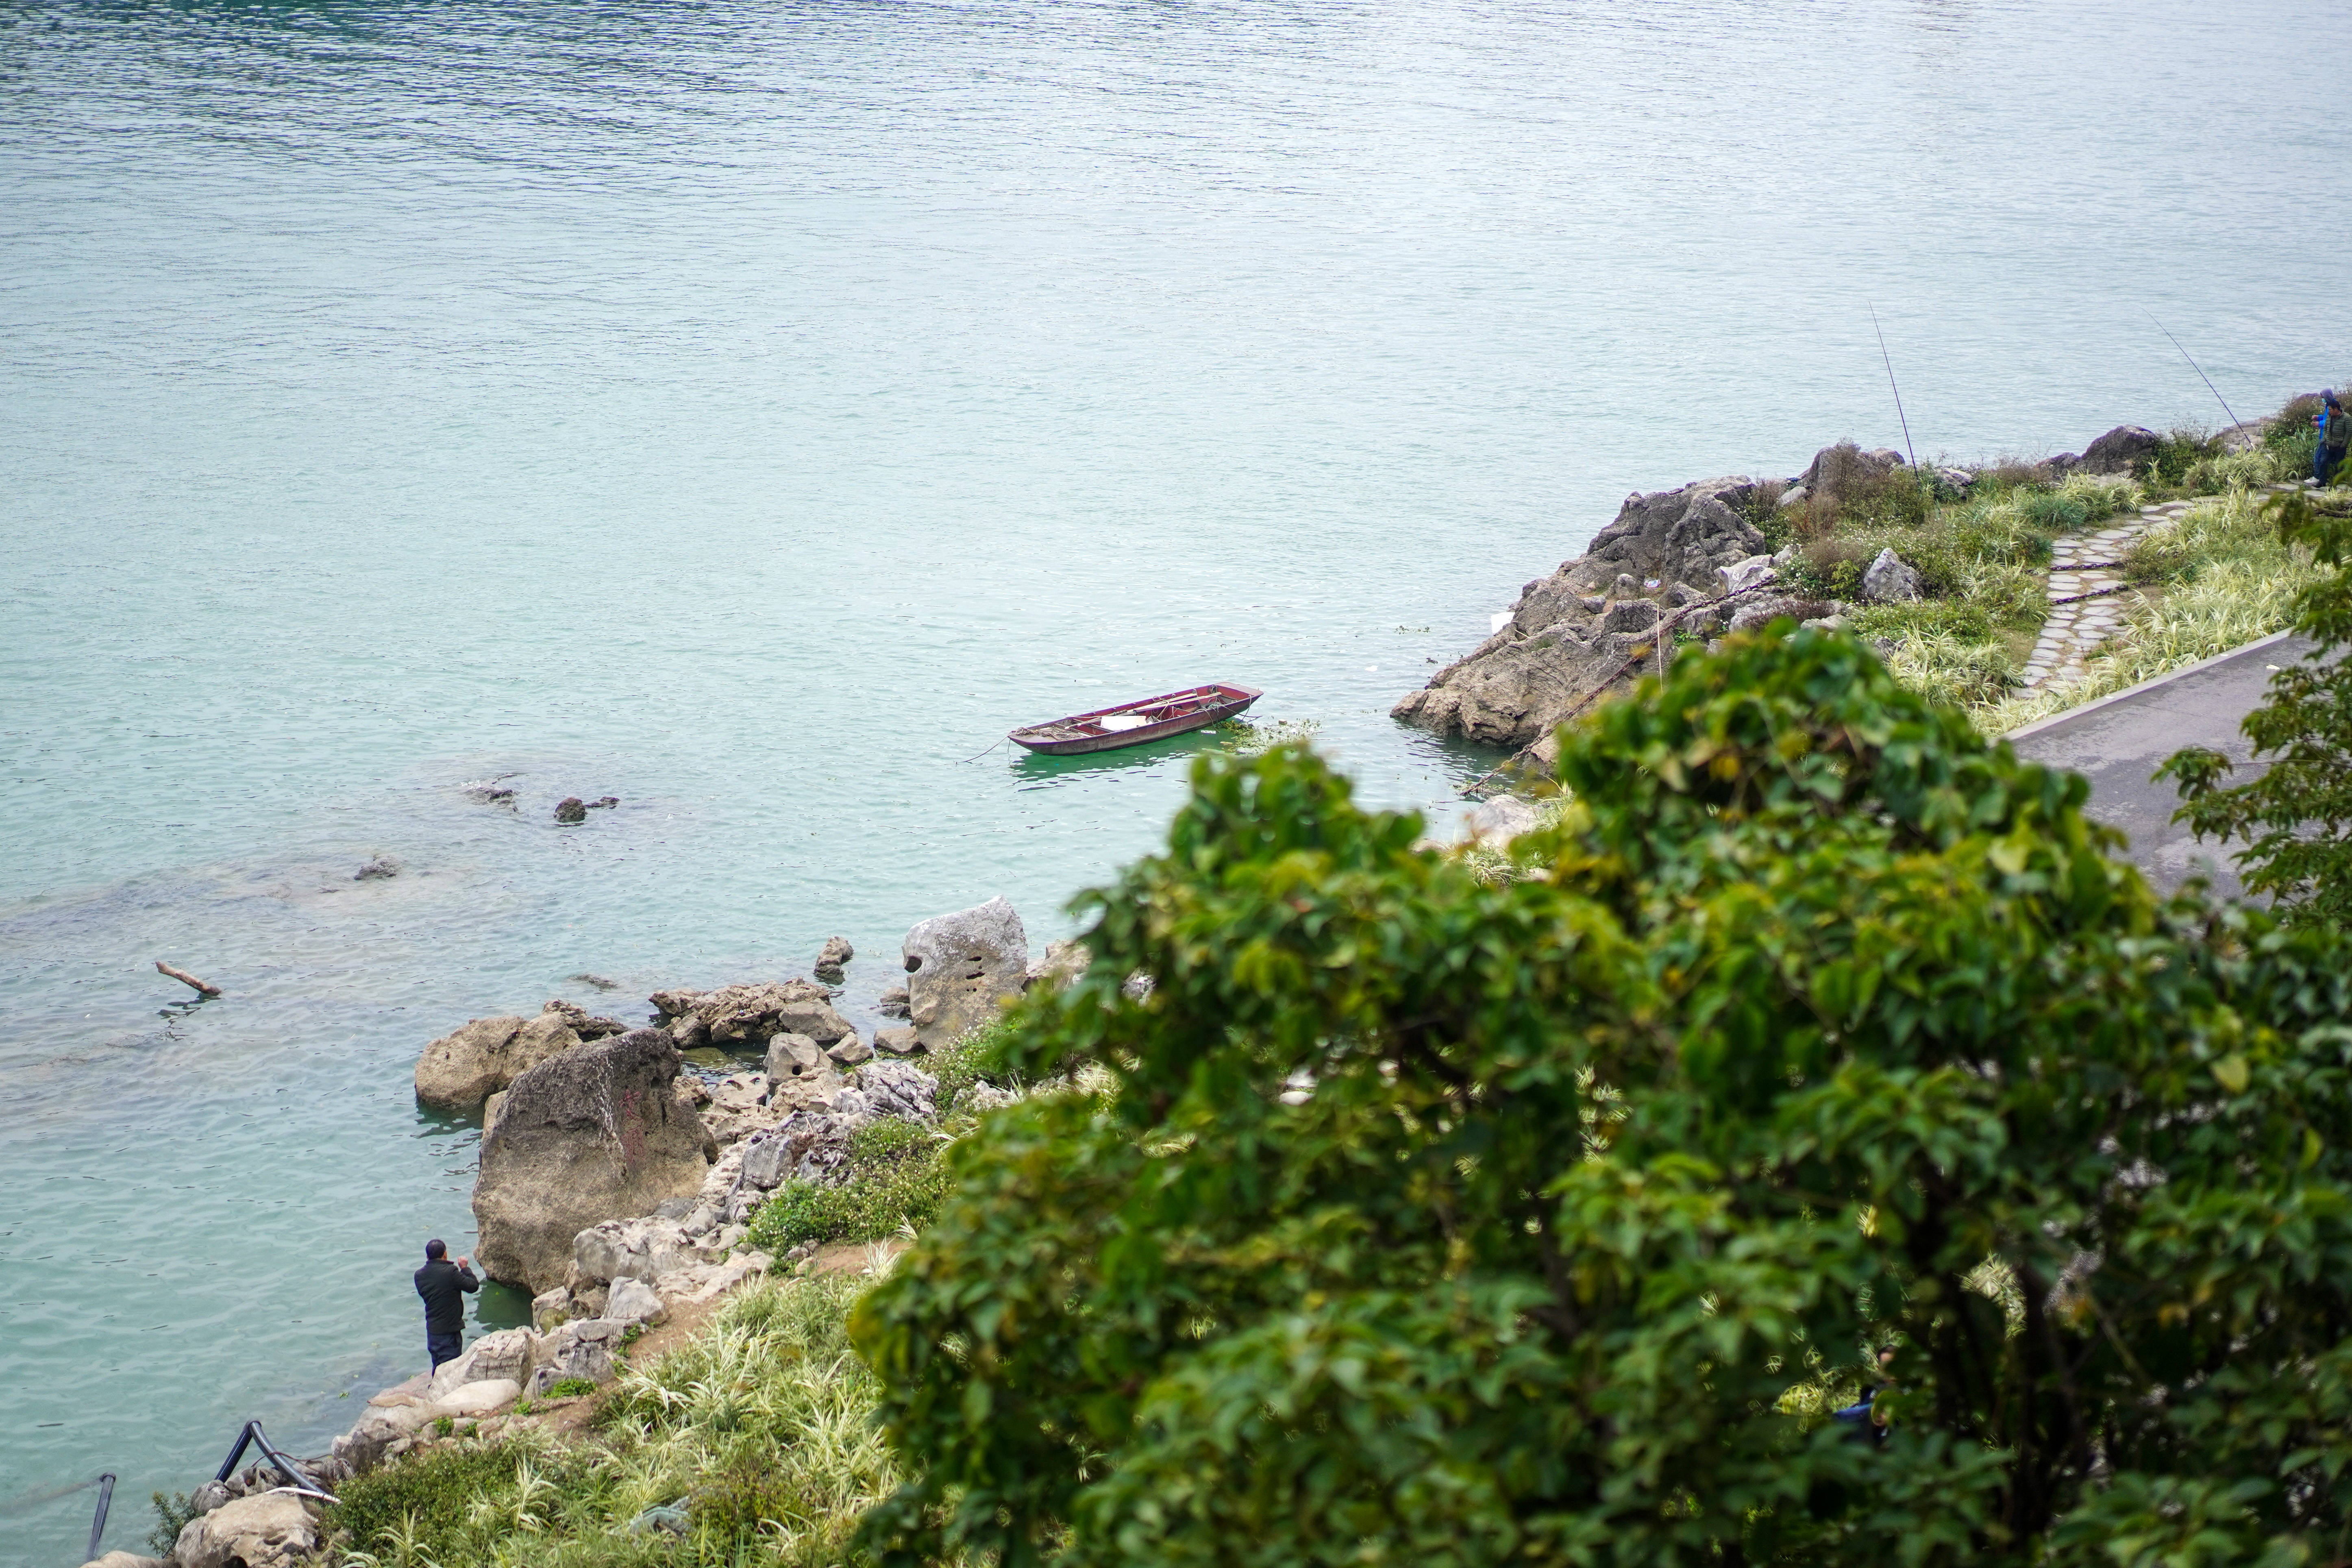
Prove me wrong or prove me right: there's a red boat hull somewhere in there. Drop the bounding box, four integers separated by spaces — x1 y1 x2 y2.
1010 684 1263 756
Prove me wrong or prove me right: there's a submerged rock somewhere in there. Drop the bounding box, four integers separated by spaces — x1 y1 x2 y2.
472 1028 712 1295
903 897 1029 1049
354 855 400 881
554 797 587 824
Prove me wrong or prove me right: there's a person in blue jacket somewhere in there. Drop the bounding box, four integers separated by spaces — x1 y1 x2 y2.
1831 1346 1897 1446
2319 391 2349 488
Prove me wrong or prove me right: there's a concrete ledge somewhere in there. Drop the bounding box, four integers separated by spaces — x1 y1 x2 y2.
2006 629 2313 898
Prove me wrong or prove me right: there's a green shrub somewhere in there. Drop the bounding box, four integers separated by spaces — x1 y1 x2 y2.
2166 486 2352 919
746 1121 952 1253
544 1377 596 1399
325 1441 526 1561
2148 426 2219 487
149 1490 202 1557
855 642 2352 1568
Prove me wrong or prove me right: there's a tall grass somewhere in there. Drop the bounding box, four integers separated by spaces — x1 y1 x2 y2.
1973 489 2316 734
330 1275 896 1568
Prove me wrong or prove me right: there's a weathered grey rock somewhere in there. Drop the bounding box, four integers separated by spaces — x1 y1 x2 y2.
859 1058 940 1121
651 980 834 1043
1797 441 1904 508
875 985 912 1019
1717 554 1777 595
174 1493 318 1568
555 797 588 824
735 1113 856 1193
903 897 1028 1048
472 1028 712 1294
531 1285 570 1331
1599 598 1659 633
2080 424 2162 475
542 998 625 1039
189 1481 233 1516
1860 548 1923 604
774 997 853 1044
766 1032 827 1081
605 1276 667 1325
414 1013 583 1112
437 1377 522 1417
483 1089 509 1139
1392 476 1767 758
874 1025 921 1056
826 1032 872 1067
814 936 854 982
527 1318 624 1394
355 855 399 881
1931 465 1975 497
572 1216 699 1285
1026 939 1090 991
427 1327 537 1397
1463 794 1541 842
1727 594 1847 635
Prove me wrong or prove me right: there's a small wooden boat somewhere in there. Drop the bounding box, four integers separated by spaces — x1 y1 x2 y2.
1010 684 1263 756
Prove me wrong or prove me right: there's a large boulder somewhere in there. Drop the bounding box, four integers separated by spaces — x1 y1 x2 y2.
415 1013 583 1111
424 1326 537 1398
173 1493 318 1568
1392 476 1766 757
903 898 1029 1048
472 1028 712 1294
527 1317 627 1395
2080 424 2163 475
1860 548 1923 604
1797 441 1906 505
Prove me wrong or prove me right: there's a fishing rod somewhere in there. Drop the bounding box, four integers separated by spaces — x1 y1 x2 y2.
2148 312 2243 432
1869 302 1920 474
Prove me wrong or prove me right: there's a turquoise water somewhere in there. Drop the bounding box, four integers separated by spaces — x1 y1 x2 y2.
4 0 2347 1557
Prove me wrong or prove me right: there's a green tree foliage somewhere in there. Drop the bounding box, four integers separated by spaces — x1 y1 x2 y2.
853 627 2352 1567
2165 487 2352 921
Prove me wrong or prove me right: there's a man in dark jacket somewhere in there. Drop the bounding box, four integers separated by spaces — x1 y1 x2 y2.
414 1238 479 1371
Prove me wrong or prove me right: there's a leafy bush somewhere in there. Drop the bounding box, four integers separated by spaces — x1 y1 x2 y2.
855 632 2352 1568
2147 426 2219 488
326 1441 529 1560
543 1377 597 1399
747 1120 952 1254
149 1490 202 1557
2166 486 2352 919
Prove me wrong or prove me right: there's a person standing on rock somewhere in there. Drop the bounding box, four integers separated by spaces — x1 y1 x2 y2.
414 1238 478 1371
2318 391 2349 488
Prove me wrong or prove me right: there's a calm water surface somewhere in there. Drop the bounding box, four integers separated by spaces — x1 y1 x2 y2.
5 0 2348 1555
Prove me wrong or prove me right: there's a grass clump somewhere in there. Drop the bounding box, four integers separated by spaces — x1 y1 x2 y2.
746 1122 953 1254
329 1276 892 1567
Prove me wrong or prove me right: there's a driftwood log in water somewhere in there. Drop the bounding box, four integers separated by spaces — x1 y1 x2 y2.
156 961 222 998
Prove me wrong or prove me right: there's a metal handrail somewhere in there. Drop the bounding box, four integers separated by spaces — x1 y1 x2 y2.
87 1473 115 1562
213 1420 317 1494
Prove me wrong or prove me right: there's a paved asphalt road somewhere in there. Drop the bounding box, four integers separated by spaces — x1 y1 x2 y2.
2007 630 2310 901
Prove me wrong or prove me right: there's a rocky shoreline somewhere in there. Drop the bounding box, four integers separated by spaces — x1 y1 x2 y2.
128 897 1082 1568
1390 425 2199 770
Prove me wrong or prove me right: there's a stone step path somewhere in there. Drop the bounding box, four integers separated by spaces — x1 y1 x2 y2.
2020 479 2311 690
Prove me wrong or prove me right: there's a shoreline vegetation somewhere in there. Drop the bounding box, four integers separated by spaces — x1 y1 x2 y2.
121 394 2350 1568
1390 386 2342 779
